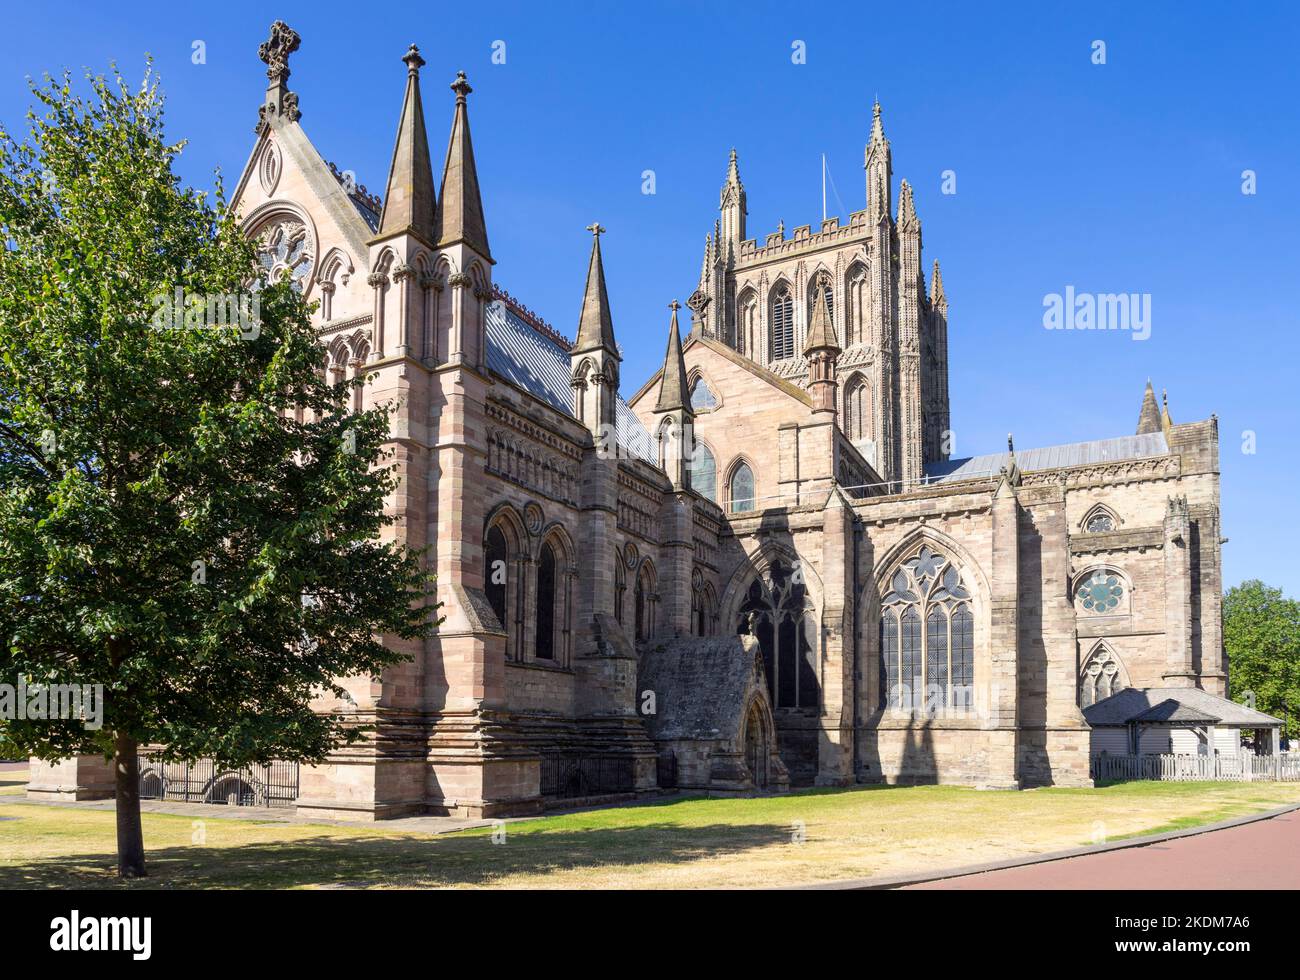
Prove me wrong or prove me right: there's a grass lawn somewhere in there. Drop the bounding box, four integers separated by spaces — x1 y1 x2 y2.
0 768 28 796
2 779 1298 889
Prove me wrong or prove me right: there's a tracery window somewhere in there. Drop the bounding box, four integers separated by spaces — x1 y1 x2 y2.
690 376 718 410
1075 568 1125 614
1083 506 1119 533
690 440 716 502
736 559 818 709
843 374 870 442
880 545 974 711
770 284 794 360
257 219 314 293
1079 645 1127 707
729 461 755 513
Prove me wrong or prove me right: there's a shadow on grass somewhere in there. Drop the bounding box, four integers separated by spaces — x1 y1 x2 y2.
0 820 795 890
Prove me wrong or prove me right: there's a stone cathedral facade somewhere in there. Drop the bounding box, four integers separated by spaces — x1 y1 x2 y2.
30 24 1227 818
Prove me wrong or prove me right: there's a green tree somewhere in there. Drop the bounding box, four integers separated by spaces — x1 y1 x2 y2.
0 66 434 877
1224 580 1300 740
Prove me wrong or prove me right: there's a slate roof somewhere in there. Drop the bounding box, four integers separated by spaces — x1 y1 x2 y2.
484 299 655 463
1084 688 1282 728
925 432 1171 485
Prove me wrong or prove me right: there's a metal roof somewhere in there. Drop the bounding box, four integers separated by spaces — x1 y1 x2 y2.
485 300 655 464
925 432 1171 485
1084 688 1282 728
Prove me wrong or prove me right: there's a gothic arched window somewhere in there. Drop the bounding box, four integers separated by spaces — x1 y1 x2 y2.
692 568 706 636
1080 645 1128 707
737 291 757 356
614 551 627 625
845 265 867 346
690 376 718 411
1083 505 1120 534
634 562 657 641
770 284 794 361
843 373 870 443
737 559 818 709
485 526 509 635
880 545 974 712
729 461 755 513
690 440 716 502
536 541 557 660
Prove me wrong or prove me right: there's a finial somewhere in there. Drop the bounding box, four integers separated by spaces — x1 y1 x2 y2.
1162 388 1168 407
1007 433 1015 453
586 222 606 239
668 299 681 314
777 218 785 237
403 44 425 76
873 96 881 117
451 70 472 102
258 20 301 85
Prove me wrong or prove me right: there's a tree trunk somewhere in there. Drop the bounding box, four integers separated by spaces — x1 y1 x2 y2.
113 730 147 878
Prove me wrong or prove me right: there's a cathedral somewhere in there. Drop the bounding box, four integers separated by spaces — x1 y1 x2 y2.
28 23 1228 817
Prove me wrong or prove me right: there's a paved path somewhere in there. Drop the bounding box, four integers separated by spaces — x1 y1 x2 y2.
908 808 1300 889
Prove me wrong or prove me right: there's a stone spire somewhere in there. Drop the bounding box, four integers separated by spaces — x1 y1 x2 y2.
1161 388 1174 432
865 99 892 221
804 283 840 355
436 71 492 261
719 148 747 247
805 286 841 416
376 44 436 244
656 301 690 412
897 178 920 233
1137 380 1162 435
573 223 618 356
931 259 946 310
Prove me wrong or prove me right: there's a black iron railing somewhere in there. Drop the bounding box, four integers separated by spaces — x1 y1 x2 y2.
540 756 634 799
138 755 299 808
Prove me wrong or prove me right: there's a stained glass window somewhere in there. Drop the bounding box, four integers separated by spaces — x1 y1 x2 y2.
1076 569 1124 614
536 542 556 660
690 441 716 502
880 545 974 712
737 560 818 709
257 219 314 293
1080 646 1127 707
690 377 718 410
730 462 755 513
1086 512 1115 533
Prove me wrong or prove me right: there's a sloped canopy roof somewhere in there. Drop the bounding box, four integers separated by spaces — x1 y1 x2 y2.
1084 688 1282 728
926 432 1170 485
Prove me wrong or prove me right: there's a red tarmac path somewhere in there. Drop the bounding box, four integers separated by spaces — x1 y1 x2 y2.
907 808 1300 889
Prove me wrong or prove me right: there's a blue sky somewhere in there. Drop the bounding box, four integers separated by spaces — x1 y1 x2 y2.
2 1 1297 594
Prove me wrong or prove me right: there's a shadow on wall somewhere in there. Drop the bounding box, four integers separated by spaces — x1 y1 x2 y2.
898 720 938 785
1015 515 1051 786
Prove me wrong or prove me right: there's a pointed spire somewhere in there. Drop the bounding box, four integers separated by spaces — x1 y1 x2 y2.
435 71 492 261
375 44 436 243
1161 388 1174 430
804 283 840 354
869 99 887 147
574 223 617 357
699 232 712 285
1137 379 1162 434
720 147 745 203
656 300 690 412
931 260 947 309
898 178 919 230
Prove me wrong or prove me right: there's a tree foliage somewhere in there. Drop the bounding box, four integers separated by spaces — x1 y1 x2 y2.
0 65 435 872
1224 579 1299 738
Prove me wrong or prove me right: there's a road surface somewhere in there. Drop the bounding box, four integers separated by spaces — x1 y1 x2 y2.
907 808 1300 889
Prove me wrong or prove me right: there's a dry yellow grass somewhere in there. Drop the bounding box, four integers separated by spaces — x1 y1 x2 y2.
2 780 1298 889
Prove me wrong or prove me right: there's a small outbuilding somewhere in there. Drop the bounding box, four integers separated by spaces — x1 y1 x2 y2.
1084 687 1284 756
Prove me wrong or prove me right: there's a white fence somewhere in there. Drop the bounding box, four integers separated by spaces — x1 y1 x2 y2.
1091 752 1300 783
